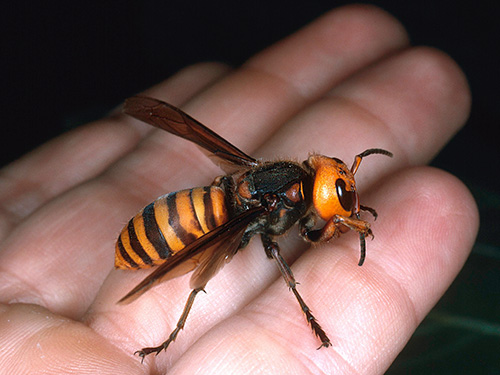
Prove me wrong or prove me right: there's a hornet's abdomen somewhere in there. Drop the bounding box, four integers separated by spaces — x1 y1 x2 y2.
115 186 229 269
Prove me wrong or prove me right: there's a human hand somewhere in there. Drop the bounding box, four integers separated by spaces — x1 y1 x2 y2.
0 5 477 374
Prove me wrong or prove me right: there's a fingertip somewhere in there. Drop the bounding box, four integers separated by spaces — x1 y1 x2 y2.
402 46 471 138
373 166 478 316
246 4 410 99
328 3 410 45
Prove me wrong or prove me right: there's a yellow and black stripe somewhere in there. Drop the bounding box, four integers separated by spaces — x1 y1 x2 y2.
115 186 229 269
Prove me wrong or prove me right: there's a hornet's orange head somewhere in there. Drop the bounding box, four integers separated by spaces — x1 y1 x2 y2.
306 149 393 221
307 155 358 220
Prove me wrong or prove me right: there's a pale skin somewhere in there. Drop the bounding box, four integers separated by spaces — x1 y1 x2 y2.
0 5 478 375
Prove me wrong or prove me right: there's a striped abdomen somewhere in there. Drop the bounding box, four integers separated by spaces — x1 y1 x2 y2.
115 186 229 269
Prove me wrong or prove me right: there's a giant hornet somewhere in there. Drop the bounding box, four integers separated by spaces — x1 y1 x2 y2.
115 96 393 361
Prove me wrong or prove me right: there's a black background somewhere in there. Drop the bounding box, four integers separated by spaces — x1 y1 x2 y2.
3 1 500 373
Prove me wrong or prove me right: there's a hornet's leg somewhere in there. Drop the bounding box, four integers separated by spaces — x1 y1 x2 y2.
261 234 331 349
135 288 202 362
301 214 373 266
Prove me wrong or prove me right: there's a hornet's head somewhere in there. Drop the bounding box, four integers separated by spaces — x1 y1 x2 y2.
306 148 393 221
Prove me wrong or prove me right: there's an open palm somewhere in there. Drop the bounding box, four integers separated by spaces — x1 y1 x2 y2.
0 5 477 374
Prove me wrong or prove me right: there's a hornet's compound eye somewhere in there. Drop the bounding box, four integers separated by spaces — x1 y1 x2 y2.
335 179 355 213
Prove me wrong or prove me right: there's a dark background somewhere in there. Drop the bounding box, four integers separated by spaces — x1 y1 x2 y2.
3 1 499 373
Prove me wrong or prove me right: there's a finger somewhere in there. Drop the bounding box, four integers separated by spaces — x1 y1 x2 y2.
0 303 139 374
329 47 471 167
168 167 478 374
298 168 477 373
258 46 471 185
0 4 410 319
0 62 230 235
